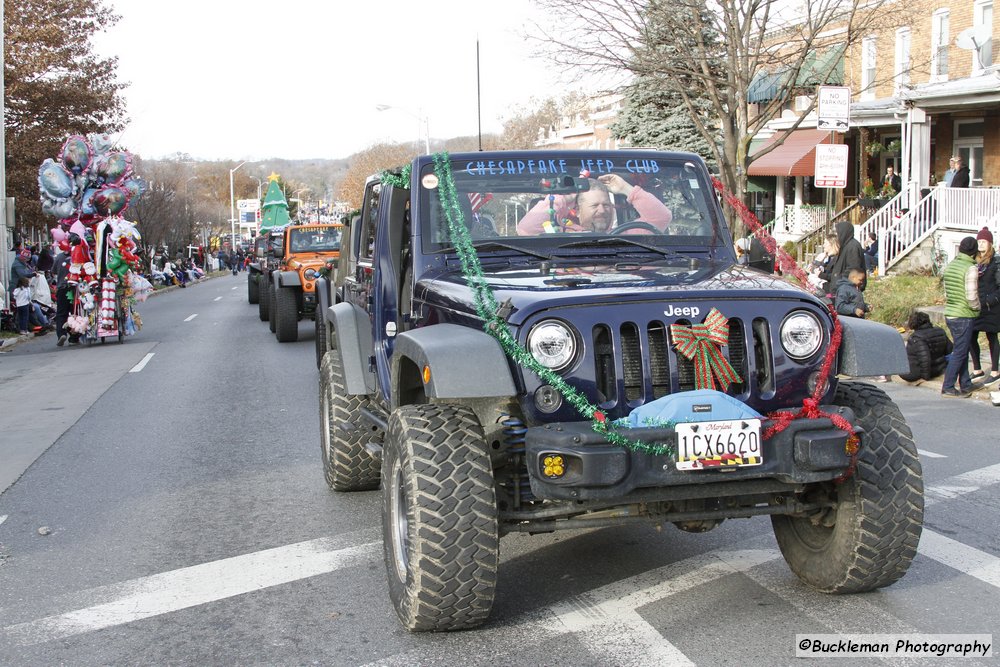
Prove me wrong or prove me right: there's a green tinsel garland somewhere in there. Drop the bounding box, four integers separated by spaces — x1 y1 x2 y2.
379 165 412 190
430 153 673 456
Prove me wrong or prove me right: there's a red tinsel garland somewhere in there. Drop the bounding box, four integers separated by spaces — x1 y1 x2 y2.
712 178 859 481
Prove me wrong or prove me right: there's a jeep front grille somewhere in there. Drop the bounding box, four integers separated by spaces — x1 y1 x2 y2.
592 317 766 407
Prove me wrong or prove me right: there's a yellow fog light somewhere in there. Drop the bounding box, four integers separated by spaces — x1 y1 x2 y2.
542 455 565 478
422 365 431 384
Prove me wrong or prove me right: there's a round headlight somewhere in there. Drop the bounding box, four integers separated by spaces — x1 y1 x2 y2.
780 311 823 360
527 320 577 371
304 268 317 279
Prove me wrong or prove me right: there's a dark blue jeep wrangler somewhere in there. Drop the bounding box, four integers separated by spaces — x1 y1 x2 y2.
317 150 923 632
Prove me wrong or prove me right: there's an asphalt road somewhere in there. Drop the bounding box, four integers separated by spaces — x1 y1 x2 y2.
0 273 998 665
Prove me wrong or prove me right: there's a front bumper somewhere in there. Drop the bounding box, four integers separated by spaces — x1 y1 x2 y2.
525 407 859 500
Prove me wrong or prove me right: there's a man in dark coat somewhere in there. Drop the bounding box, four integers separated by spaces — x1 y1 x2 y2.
898 311 952 382
52 248 79 346
950 156 971 188
882 166 901 194
828 220 867 291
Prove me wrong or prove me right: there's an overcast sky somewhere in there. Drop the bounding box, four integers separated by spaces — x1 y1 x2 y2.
92 0 568 162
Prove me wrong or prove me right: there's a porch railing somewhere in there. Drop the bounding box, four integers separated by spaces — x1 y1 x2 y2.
771 205 831 240
875 187 1000 274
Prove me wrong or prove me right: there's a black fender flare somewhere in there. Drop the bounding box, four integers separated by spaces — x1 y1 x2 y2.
315 276 332 315
837 317 909 376
329 302 375 395
391 324 517 410
276 270 301 288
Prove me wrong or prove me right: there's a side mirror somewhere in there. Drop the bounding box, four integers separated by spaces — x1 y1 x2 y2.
273 243 285 259
256 247 265 259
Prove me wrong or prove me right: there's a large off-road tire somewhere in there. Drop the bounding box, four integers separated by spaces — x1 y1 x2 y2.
318 352 380 491
771 381 923 593
267 283 277 333
275 286 299 342
248 273 259 304
257 273 270 321
382 404 499 632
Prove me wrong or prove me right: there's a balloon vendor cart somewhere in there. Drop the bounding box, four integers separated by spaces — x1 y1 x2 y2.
38 133 150 345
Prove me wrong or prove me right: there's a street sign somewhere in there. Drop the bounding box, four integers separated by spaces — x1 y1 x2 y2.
817 85 851 132
814 144 849 188
238 198 261 225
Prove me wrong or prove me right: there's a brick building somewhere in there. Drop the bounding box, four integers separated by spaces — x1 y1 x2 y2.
747 0 999 271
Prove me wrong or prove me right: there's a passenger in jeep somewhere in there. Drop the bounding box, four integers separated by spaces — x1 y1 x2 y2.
516 173 672 235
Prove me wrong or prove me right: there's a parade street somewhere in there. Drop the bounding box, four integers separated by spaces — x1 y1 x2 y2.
1 275 998 666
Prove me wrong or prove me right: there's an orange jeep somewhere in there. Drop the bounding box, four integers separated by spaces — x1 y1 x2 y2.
268 223 344 342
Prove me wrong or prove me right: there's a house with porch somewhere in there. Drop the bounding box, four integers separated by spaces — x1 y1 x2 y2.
748 0 1000 274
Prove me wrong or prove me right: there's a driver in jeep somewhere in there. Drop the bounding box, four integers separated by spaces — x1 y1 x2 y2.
516 173 672 235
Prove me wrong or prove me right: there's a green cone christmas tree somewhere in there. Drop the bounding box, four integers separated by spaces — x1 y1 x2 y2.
260 174 291 230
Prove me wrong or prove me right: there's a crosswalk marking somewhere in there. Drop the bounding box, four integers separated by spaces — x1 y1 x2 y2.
1 535 379 646
925 462 1000 505
918 530 1000 589
739 558 924 635
5 460 1000 651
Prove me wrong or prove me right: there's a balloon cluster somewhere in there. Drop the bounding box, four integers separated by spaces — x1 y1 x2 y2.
38 134 148 341
38 134 146 282
38 134 146 222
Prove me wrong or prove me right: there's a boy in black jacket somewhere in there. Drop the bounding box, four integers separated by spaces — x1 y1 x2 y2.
834 269 870 318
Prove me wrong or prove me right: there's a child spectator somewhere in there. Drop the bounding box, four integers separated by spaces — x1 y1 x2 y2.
834 268 870 318
13 276 32 334
898 310 952 383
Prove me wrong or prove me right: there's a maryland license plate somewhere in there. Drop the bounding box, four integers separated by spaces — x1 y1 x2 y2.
675 419 763 471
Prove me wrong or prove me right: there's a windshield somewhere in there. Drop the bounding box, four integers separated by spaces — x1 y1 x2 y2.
419 153 725 253
288 226 342 253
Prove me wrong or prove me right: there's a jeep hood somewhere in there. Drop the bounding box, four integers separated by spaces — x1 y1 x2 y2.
415 260 821 326
285 252 340 269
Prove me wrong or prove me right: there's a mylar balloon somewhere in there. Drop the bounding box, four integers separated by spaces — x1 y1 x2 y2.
60 135 92 175
43 199 77 219
88 133 114 155
80 188 99 216
95 152 132 185
38 159 75 200
93 186 129 216
122 178 147 200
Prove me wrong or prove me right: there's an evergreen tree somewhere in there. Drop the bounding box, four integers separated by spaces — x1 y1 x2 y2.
612 81 717 171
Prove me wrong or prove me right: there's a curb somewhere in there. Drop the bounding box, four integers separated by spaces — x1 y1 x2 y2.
885 373 998 403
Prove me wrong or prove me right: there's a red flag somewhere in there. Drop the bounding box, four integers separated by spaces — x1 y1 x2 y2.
468 192 493 213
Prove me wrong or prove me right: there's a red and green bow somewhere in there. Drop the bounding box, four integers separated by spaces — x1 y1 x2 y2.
670 307 742 391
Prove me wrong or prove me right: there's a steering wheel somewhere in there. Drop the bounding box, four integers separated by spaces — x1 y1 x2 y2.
610 221 662 235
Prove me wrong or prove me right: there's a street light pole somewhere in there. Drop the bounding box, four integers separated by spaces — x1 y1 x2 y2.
229 161 246 252
375 104 430 154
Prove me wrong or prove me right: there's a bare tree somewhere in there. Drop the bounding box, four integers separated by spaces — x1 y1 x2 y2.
531 0 903 206
336 142 419 210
